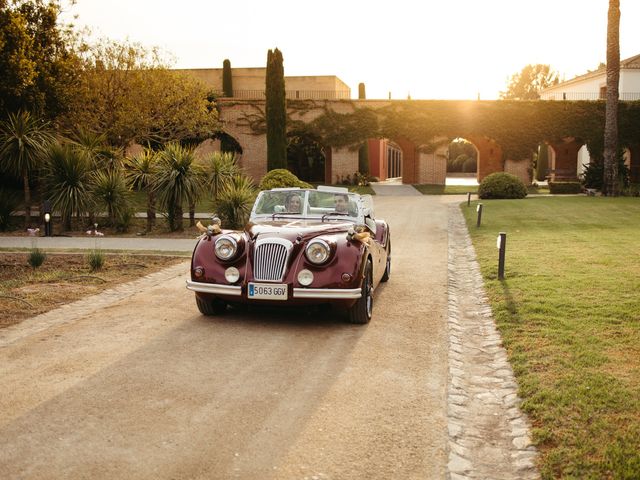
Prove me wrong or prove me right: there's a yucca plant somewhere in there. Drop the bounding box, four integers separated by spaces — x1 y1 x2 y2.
92 169 132 227
70 128 120 170
216 174 257 229
153 143 204 232
124 148 158 231
44 142 95 231
205 151 240 205
0 111 55 228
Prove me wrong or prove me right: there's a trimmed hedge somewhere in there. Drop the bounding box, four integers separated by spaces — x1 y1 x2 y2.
258 169 312 190
478 172 528 199
548 182 583 194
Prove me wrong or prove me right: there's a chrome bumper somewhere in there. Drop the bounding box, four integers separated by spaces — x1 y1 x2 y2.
293 287 361 300
186 280 242 296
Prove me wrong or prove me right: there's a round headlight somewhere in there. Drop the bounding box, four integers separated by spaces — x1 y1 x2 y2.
225 266 240 283
305 239 331 265
214 235 238 260
297 269 314 286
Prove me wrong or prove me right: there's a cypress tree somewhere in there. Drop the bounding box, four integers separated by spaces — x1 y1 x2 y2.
266 48 287 170
358 83 366 100
222 59 233 97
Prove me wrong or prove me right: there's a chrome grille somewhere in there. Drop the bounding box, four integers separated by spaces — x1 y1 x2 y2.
253 239 292 282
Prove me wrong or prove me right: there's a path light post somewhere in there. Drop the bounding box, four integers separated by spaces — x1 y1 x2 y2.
43 200 52 237
476 203 483 227
497 232 507 280
467 192 471 206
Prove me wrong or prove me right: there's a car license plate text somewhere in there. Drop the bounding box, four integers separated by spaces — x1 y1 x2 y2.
248 283 288 300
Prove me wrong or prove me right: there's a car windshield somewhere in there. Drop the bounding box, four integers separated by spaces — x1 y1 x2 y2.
251 189 360 220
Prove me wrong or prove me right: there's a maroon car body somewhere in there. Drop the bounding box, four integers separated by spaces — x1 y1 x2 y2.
186 186 391 323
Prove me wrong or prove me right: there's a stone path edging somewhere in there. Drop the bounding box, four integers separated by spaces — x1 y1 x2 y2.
0 261 189 348
446 205 539 479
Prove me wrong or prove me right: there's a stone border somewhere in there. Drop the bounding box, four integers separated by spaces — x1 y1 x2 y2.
446 205 539 479
0 261 190 348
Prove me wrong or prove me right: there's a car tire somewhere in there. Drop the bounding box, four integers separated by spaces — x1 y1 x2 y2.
348 260 373 324
196 295 227 315
381 241 391 282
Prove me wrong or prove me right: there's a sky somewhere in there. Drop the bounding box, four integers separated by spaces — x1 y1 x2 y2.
59 0 640 100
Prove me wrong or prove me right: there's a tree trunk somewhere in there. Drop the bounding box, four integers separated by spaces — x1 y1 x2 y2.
189 202 196 227
147 190 156 232
603 0 620 196
174 204 183 232
23 172 31 229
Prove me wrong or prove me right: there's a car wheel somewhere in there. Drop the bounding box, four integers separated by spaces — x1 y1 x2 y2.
196 295 227 315
381 241 391 282
348 260 373 324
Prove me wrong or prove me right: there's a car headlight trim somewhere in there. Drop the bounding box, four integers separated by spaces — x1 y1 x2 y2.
214 235 238 260
305 239 331 265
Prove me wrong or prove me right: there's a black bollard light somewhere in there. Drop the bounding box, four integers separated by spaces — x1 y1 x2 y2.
43 200 52 236
476 203 483 227
497 232 507 280
467 192 471 206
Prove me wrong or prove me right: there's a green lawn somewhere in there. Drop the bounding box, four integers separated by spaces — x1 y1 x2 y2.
461 197 640 479
414 184 550 195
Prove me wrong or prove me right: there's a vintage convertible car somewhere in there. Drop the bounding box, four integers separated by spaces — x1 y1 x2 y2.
186 185 391 324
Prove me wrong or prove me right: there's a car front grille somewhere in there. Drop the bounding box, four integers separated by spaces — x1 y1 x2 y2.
253 239 291 282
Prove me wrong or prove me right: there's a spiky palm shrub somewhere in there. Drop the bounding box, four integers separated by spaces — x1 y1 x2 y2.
70 128 120 171
44 142 94 231
0 111 55 228
216 174 257 229
0 187 21 231
154 143 204 232
92 169 132 228
205 151 240 206
124 149 158 231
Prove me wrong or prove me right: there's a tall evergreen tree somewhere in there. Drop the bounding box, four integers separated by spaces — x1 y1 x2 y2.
222 58 233 97
265 48 287 171
603 0 620 196
358 83 366 100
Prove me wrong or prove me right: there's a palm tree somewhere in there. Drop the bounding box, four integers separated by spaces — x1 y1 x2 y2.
124 148 158 231
70 127 121 171
154 143 204 232
216 174 257 229
603 0 620 196
44 142 94 231
205 151 240 206
0 111 55 228
92 169 131 227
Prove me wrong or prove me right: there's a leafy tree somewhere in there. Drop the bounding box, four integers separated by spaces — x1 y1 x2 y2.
153 143 203 232
500 64 560 100
44 141 94 230
124 148 158 231
0 0 81 119
603 0 620 196
0 110 55 227
66 39 219 148
265 48 286 170
222 58 233 97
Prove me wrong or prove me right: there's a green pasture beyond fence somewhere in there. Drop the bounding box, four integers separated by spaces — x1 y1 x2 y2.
462 197 640 479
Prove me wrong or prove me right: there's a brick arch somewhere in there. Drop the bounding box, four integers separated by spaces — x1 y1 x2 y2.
545 137 585 181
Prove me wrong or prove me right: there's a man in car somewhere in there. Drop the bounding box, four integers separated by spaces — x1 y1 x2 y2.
334 193 350 214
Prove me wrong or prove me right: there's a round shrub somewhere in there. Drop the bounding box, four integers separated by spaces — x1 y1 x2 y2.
258 169 312 190
478 172 527 199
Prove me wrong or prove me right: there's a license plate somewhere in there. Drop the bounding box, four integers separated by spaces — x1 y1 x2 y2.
248 282 288 300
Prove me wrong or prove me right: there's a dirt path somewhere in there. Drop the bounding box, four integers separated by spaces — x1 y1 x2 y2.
0 196 451 480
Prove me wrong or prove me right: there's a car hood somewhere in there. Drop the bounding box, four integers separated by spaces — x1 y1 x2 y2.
245 219 353 242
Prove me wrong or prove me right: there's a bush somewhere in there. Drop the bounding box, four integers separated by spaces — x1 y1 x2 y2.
216 174 257 229
0 188 20 231
548 182 583 194
478 172 527 199
27 248 46 269
87 249 105 272
258 169 311 190
581 155 629 192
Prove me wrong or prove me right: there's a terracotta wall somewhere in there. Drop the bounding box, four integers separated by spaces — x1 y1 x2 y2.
549 140 582 180
368 139 387 180
468 136 504 182
417 152 447 184
504 159 531 184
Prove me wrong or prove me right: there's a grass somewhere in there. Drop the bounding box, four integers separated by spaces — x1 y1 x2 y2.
414 184 551 195
461 196 640 479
